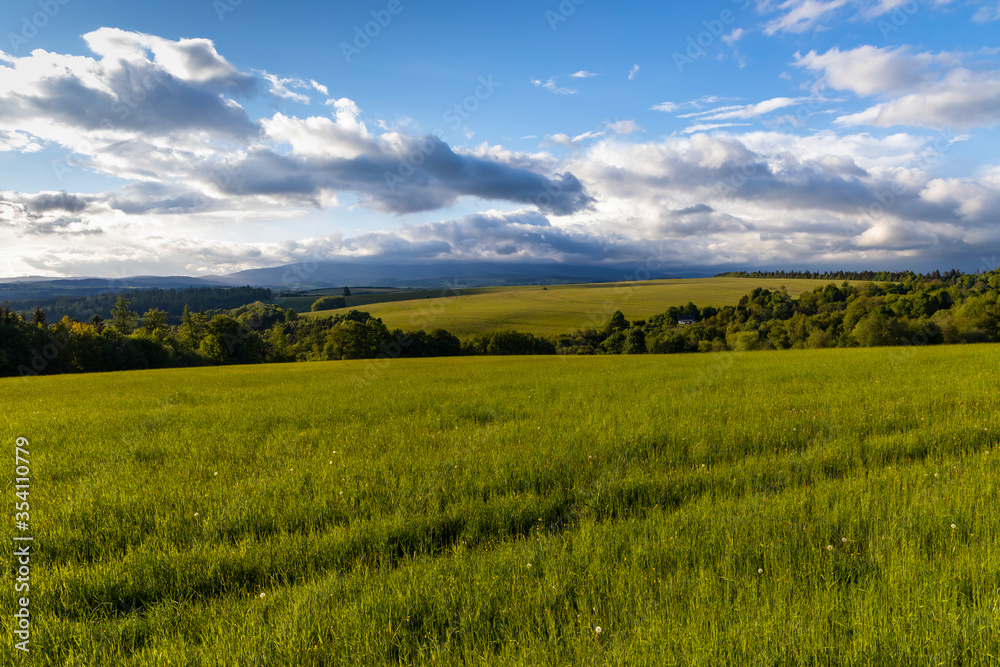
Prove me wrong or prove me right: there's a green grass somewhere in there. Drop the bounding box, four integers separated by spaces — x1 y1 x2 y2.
3 345 999 665
276 287 500 314
304 278 858 337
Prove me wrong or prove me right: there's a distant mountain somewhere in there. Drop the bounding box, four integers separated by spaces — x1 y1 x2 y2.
224 261 705 289
0 262 709 299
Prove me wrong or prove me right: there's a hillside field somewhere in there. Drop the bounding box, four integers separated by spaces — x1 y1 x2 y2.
304 278 855 337
3 345 999 665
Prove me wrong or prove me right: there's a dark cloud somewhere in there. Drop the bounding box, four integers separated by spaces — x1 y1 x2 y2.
25 192 91 214
213 137 593 215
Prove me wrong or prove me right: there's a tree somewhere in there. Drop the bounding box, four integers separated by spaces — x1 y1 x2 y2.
343 287 352 297
312 296 347 311
109 294 137 334
140 308 169 336
623 327 647 354
605 310 630 334
31 306 46 326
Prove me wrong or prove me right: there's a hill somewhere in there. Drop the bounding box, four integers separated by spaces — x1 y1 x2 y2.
3 346 997 664
305 277 858 337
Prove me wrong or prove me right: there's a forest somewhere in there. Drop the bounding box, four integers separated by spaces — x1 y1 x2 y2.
2 270 999 377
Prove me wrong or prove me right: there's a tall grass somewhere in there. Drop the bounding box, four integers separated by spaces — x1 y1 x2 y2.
2 345 999 665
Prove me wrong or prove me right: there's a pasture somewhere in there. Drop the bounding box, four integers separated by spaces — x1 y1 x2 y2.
304 278 853 337
2 345 999 665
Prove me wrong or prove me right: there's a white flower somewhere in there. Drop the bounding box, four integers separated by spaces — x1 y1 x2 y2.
526 563 532 569
194 513 198 517
757 568 763 574
259 592 266 599
826 545 834 551
595 626 602 635
213 472 218 476
842 537 847 543
951 524 957 529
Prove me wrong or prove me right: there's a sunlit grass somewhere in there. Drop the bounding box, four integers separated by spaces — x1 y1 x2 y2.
305 277 853 337
2 345 998 665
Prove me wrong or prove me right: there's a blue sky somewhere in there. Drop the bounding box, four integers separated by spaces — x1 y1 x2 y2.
1 0 999 278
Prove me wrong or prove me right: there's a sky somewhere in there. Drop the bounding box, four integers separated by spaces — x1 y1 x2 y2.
1 0 999 279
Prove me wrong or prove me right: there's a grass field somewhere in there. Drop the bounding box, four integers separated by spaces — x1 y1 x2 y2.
304 278 856 337
3 345 999 665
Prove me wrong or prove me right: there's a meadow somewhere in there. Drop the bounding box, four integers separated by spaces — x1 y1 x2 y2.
3 344 999 665
304 278 847 337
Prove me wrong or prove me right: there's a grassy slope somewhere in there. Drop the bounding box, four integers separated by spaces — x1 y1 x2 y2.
304 278 853 337
2 346 999 665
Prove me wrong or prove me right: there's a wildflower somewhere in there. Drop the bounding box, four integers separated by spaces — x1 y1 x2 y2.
842 537 847 543
259 593 266 599
526 563 532 569
194 513 198 517
329 461 333 464
826 545 834 551
934 473 939 477
595 626 602 635
757 568 763 574
213 472 218 476
951 524 957 530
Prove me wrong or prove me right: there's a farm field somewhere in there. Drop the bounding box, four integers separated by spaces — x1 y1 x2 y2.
2 345 999 665
305 277 856 337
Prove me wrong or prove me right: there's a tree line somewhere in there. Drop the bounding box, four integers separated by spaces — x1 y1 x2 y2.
4 286 272 325
717 269 971 284
2 269 999 378
0 294 555 377
556 271 1000 355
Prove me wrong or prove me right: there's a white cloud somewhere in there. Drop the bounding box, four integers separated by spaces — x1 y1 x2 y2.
531 78 576 95
628 64 640 80
0 130 42 153
570 70 599 78
651 96 742 113
683 123 753 134
795 46 955 96
797 45 1000 129
260 71 329 104
605 120 643 136
761 0 853 35
723 28 745 46
680 97 818 121
973 3 1000 22
758 0 958 34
